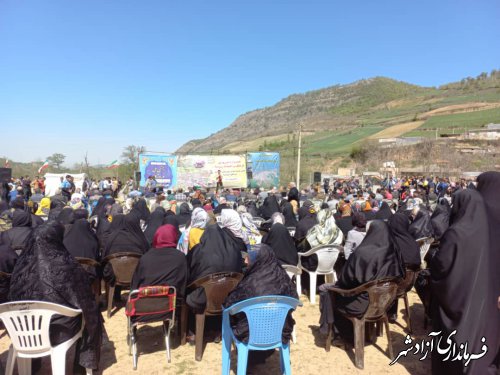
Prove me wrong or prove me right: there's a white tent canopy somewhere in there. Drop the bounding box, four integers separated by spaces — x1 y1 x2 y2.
43 173 86 197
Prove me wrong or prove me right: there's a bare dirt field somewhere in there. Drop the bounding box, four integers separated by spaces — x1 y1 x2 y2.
368 121 425 139
0 289 431 375
419 102 500 119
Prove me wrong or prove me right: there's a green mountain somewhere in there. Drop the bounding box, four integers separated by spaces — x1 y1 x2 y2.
177 72 500 156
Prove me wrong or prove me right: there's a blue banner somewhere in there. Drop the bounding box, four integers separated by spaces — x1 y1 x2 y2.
139 154 177 188
247 152 280 188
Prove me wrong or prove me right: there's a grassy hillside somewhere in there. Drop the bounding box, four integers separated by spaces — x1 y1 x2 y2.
302 127 383 155
177 70 500 158
405 107 500 137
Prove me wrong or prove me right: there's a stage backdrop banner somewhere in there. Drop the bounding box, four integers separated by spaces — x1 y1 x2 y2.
247 152 280 189
139 154 177 188
177 155 247 188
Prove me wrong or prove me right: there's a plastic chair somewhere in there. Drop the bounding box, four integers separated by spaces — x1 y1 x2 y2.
416 237 433 268
75 257 101 304
125 286 177 370
297 245 341 304
323 277 400 369
186 272 243 361
395 267 418 333
102 252 142 318
0 300 92 375
281 265 302 343
281 265 302 300
221 295 302 375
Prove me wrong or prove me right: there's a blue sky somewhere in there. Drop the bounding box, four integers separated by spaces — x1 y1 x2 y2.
1 0 499 165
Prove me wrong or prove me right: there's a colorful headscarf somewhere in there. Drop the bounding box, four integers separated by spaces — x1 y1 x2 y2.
153 224 179 248
306 209 343 248
35 197 51 216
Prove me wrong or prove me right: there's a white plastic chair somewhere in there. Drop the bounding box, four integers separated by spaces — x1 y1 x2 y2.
281 265 302 343
298 245 341 304
0 301 92 375
281 265 302 298
417 237 434 268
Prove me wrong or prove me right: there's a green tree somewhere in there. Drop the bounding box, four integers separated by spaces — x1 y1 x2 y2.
121 145 146 165
349 145 368 164
47 153 66 170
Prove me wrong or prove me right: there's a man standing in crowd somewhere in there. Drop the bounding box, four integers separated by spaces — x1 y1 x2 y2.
175 188 187 202
145 175 157 193
61 175 74 201
22 175 31 201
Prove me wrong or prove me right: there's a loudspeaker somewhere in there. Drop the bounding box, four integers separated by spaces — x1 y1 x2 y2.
313 172 321 183
134 171 141 182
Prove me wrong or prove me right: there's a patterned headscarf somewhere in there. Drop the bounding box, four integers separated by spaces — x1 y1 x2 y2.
191 207 209 229
221 209 247 242
306 209 343 248
340 202 352 217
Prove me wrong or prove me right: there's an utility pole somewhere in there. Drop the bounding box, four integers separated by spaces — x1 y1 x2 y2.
296 123 302 188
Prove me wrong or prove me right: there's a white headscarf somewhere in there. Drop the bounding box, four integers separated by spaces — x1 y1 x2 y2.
191 207 209 229
221 209 247 242
271 212 285 225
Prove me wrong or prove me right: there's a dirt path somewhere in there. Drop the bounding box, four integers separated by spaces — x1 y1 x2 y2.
0 290 432 374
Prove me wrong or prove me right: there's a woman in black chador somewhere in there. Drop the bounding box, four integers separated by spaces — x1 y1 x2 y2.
186 223 244 311
102 213 148 285
63 218 100 283
262 213 298 266
0 210 33 255
223 243 298 343
8 222 104 372
430 189 500 375
319 220 403 344
143 207 167 246
476 171 500 375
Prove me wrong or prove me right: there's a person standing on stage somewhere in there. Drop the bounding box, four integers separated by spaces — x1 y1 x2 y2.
216 170 223 193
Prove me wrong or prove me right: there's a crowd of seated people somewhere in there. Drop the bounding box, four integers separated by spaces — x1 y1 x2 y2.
0 172 498 374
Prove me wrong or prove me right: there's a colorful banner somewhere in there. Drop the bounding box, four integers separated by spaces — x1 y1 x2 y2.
246 152 280 188
176 155 247 188
139 154 177 188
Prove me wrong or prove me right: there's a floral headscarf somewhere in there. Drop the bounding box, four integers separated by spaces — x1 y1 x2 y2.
239 212 262 246
306 209 343 248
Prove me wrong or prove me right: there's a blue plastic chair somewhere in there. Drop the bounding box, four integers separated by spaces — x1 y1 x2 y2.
221 295 302 375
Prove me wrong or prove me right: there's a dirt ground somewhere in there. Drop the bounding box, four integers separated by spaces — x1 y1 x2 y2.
0 287 432 375
368 121 425 139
